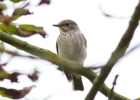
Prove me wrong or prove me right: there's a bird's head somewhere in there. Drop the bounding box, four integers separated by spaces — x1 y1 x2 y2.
53 19 80 33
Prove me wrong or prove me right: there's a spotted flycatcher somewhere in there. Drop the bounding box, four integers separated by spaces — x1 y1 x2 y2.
53 19 87 91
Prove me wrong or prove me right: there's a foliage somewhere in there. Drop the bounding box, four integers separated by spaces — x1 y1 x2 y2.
0 0 50 99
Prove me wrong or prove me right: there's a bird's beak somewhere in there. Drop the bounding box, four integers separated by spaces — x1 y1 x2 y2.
52 24 59 27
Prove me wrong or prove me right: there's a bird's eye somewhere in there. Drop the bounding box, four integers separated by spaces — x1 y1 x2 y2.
65 23 69 26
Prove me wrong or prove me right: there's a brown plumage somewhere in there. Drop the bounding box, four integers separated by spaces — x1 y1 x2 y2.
53 19 87 91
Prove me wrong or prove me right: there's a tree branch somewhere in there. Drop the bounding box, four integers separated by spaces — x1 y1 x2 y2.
109 75 119 100
85 1 140 100
0 31 130 100
0 46 40 59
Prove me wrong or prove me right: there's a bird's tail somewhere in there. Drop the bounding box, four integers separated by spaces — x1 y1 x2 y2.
72 75 84 91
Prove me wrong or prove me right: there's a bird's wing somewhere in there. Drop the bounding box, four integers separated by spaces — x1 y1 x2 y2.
82 34 87 48
56 40 72 82
56 42 59 54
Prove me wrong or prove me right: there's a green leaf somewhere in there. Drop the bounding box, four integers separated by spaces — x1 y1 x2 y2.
19 24 40 30
11 8 33 21
0 3 7 10
19 24 47 37
0 89 12 99
0 24 18 34
0 24 46 38
0 86 35 99
10 0 25 3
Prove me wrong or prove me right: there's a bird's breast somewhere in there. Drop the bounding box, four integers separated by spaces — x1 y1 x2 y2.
57 32 87 64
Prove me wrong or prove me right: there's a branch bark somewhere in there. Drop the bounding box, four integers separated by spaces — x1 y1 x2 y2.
85 1 140 100
0 46 40 59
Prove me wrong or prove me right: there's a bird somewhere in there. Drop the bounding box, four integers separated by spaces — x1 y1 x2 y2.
53 19 87 91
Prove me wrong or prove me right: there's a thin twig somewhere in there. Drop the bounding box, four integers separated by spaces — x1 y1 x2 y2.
87 65 103 70
98 4 129 19
109 75 119 100
125 43 140 56
88 43 140 70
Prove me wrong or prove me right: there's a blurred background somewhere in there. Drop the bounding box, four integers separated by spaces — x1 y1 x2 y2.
0 0 140 99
